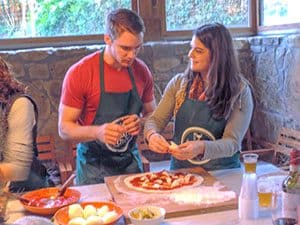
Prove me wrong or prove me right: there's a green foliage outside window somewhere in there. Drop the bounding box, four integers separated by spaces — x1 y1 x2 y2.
0 0 130 38
35 0 130 36
166 0 249 31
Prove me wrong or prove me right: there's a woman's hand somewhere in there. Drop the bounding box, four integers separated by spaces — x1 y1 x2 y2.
169 141 205 160
148 133 170 154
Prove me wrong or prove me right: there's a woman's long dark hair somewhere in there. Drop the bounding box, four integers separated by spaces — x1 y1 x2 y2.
0 57 26 104
186 23 242 119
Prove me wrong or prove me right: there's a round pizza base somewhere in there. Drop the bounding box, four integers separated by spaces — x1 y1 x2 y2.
123 172 204 194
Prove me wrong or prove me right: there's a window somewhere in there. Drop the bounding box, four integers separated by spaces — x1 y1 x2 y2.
158 0 255 39
166 0 249 31
260 0 299 26
258 0 300 34
0 0 131 39
0 0 132 50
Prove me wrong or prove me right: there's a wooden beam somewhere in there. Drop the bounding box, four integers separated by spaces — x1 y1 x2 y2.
136 0 163 41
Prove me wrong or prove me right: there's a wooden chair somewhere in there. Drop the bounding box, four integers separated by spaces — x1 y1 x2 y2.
36 135 57 162
61 142 77 183
36 135 72 184
270 127 300 167
241 127 300 168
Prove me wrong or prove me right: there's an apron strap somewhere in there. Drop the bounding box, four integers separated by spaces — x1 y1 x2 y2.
100 48 105 92
127 67 138 93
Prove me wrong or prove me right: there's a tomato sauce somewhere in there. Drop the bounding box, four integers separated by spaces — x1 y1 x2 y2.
130 171 197 190
26 195 77 208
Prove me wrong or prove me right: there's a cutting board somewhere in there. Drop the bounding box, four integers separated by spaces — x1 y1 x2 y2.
104 167 238 224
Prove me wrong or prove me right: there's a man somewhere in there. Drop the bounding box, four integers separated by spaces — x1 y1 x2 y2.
58 8 156 185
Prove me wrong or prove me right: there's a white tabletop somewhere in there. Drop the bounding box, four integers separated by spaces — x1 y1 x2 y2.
4 161 285 225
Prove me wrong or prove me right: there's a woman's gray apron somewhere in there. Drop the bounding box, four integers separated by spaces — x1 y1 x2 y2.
76 49 143 185
170 98 240 171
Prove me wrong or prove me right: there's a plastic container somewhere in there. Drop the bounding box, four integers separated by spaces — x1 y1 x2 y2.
238 173 259 220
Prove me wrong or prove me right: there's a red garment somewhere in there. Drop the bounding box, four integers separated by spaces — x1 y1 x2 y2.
61 51 154 125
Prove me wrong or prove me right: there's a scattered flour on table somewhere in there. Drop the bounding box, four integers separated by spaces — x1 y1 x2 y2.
169 182 236 205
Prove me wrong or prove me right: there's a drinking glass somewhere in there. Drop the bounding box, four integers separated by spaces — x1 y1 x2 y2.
257 176 274 208
271 191 298 225
243 153 258 173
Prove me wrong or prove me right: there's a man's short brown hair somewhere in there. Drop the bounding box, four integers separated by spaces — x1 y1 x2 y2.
105 8 145 40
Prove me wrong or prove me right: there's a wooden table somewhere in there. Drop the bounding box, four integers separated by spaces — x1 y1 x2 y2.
4 161 285 225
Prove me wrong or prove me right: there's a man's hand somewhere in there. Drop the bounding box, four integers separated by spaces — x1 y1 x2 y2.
95 114 140 145
95 122 127 145
122 114 141 136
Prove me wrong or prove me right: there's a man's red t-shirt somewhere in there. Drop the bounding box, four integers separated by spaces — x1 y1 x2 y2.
61 51 154 125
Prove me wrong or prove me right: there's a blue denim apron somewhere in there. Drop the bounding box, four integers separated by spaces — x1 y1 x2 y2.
76 49 143 185
170 97 240 171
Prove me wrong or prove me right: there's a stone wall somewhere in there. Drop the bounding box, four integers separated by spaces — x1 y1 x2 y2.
0 34 299 152
247 35 300 143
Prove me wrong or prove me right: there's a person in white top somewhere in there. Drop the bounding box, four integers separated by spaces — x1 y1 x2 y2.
0 57 52 192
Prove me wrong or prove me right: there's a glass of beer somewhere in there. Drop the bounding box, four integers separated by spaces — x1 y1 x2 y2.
243 153 258 173
257 176 274 208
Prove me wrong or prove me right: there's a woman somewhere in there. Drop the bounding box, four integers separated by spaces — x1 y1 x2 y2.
0 57 52 192
144 23 254 170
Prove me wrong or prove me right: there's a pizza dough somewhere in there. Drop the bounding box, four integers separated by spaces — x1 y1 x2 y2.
69 204 84 219
67 204 117 225
124 170 204 193
169 141 178 150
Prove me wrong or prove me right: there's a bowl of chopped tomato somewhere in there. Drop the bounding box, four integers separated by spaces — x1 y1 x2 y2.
20 187 81 215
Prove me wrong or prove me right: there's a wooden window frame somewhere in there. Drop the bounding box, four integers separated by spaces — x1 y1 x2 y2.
256 0 300 35
0 35 105 50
